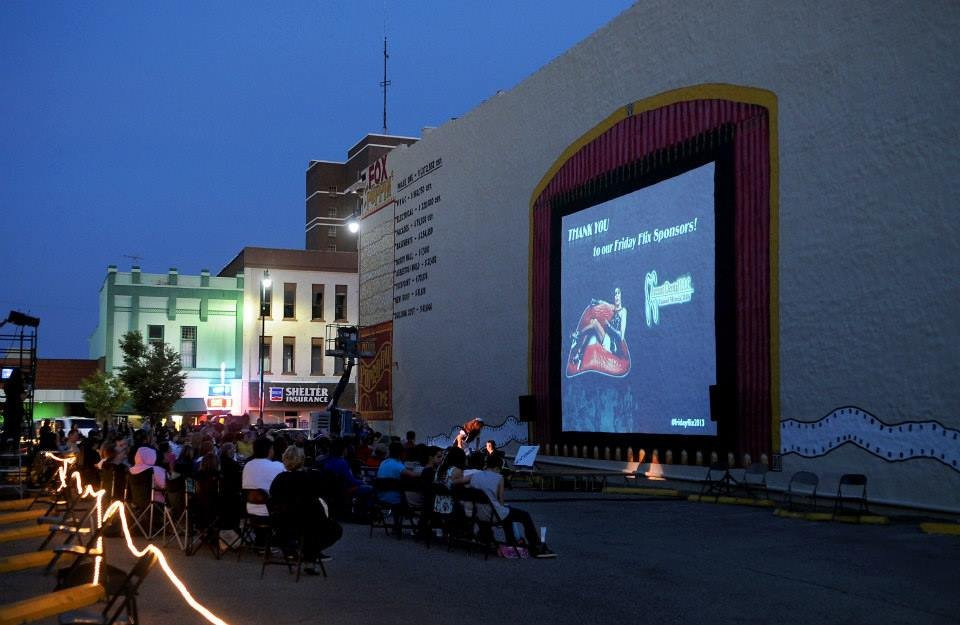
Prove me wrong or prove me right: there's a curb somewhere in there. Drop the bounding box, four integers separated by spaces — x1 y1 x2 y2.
919 522 960 536
772 508 889 524
602 486 681 497
688 494 775 507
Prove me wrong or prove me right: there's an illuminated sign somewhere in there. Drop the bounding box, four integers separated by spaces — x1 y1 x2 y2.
207 383 231 397
205 397 232 409
269 387 284 402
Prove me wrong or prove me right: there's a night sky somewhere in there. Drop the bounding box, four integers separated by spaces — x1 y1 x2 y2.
1 0 633 358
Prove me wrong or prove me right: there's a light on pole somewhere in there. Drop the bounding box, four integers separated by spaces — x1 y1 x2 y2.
258 270 271 425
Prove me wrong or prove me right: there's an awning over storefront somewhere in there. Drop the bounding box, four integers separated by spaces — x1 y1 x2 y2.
171 398 208 414
117 397 208 415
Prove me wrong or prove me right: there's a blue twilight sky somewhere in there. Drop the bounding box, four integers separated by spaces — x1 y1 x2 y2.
0 1 634 359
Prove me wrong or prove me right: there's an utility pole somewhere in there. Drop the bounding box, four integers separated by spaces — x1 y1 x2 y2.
380 37 391 133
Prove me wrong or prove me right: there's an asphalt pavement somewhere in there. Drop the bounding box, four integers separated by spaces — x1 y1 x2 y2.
2 491 959 625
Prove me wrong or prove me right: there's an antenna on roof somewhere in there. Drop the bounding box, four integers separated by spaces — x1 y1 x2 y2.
380 37 391 133
122 254 143 265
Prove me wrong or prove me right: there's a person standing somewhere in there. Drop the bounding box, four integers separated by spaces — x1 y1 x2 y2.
2 368 25 451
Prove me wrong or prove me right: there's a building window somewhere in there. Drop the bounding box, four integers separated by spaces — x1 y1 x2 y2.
283 283 296 319
328 207 337 217
335 285 348 321
312 284 324 320
260 336 272 374
180 326 197 368
147 325 164 350
334 356 344 376
311 338 324 375
327 241 337 251
261 282 272 318
282 336 295 374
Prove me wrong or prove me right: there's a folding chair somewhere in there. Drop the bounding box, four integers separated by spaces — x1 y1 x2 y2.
430 482 456 548
186 475 225 559
741 462 769 499
37 480 96 551
237 489 272 561
45 519 103 577
57 551 158 625
369 478 405 539
784 471 819 511
833 473 869 516
454 488 511 560
125 469 159 540
158 476 188 550
401 479 430 543
259 501 321 582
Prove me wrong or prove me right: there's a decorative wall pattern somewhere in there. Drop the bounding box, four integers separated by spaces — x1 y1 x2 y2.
781 406 960 472
425 415 529 449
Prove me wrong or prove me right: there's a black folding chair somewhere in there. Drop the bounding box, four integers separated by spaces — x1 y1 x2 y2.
57 551 158 625
784 471 819 511
369 477 405 538
46 518 104 578
237 488 272 561
37 475 96 551
833 473 869 516
454 487 511 560
741 462 770 499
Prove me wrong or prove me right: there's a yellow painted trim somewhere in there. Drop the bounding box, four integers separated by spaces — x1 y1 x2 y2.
0 550 55 574
527 83 780 454
0 583 105 625
773 509 889 524
0 508 46 525
688 494 775 507
920 522 960 536
0 524 50 543
603 486 681 497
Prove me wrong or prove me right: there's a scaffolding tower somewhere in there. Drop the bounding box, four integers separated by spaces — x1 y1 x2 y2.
1 310 40 444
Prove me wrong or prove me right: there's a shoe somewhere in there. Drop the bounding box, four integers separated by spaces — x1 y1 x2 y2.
319 553 333 562
534 545 557 559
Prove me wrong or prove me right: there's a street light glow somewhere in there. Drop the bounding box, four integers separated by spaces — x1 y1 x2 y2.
348 220 360 234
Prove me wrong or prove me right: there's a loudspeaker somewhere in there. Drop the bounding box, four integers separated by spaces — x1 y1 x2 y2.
518 395 536 422
709 384 723 422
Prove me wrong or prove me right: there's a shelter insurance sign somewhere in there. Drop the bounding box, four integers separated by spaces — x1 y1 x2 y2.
248 382 355 409
359 321 392 420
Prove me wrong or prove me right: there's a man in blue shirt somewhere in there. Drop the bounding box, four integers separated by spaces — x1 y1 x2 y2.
375 442 406 505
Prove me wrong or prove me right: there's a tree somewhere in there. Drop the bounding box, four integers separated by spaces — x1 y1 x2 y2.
79 371 130 424
117 330 186 426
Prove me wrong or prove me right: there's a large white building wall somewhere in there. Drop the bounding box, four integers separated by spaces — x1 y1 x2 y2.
361 1 960 509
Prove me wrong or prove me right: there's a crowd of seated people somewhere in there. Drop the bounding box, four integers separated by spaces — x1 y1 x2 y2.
29 418 554 564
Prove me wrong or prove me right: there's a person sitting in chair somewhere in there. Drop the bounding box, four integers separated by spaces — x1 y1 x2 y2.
468 454 556 558
270 446 342 574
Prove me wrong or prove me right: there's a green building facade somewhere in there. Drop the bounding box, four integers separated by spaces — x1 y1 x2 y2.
89 265 245 415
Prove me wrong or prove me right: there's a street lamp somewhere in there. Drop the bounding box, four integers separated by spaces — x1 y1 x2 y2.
258 270 271 426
